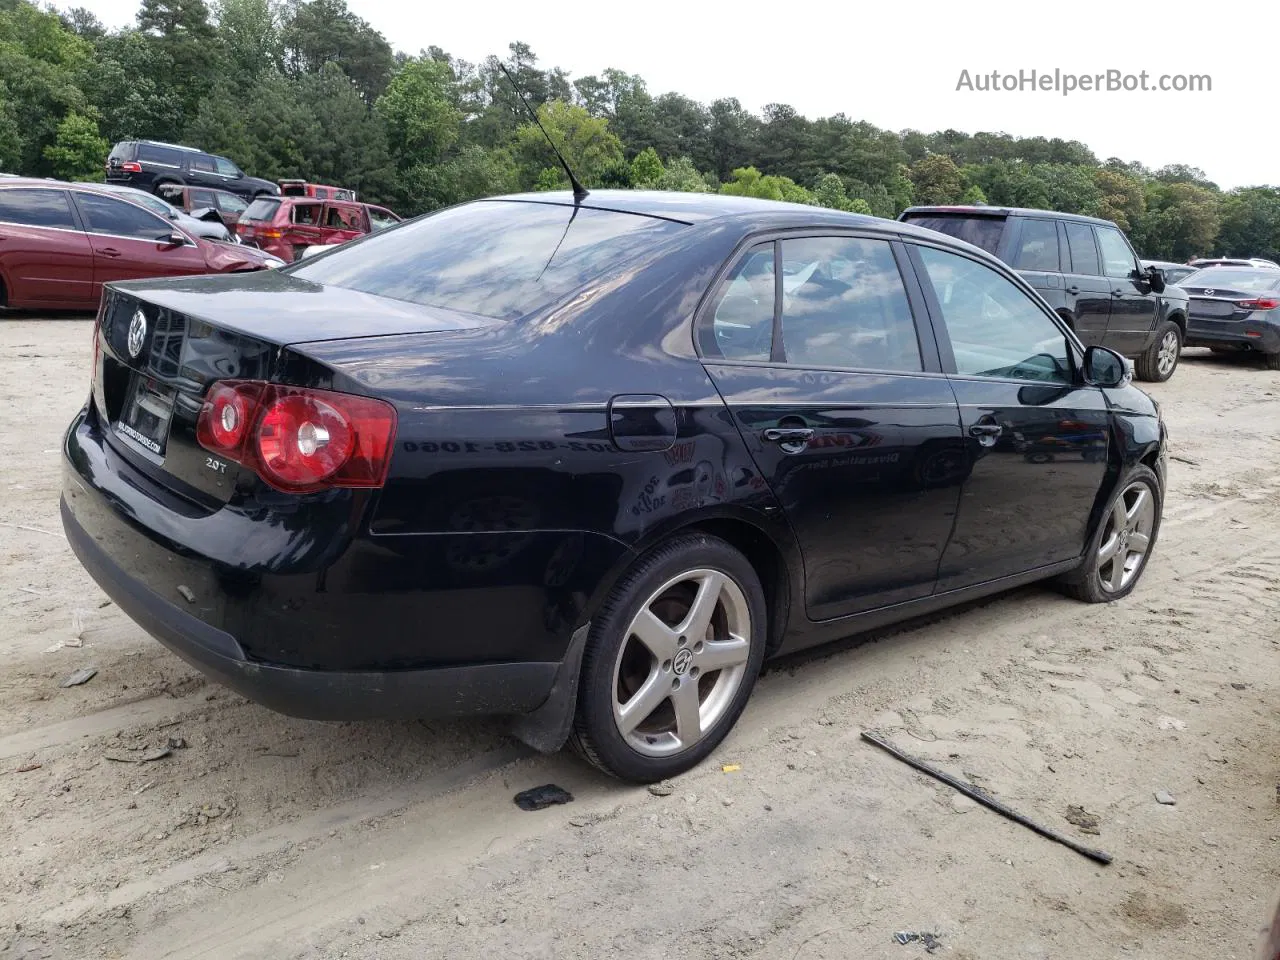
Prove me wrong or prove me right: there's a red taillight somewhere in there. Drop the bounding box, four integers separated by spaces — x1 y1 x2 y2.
1234 298 1280 311
119 162 142 173
196 381 397 493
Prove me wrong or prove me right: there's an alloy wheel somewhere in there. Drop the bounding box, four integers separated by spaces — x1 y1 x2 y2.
611 568 752 757
1157 330 1180 377
1097 481 1157 593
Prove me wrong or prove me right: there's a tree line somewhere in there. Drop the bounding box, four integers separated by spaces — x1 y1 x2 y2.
3 0 1278 262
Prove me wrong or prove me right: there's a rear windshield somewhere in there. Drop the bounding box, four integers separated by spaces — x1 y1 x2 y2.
287 200 686 321
279 182 306 196
242 198 281 222
108 143 134 162
1181 268 1280 291
903 214 1006 254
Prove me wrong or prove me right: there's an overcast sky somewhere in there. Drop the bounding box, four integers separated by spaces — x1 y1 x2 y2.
78 0 1273 189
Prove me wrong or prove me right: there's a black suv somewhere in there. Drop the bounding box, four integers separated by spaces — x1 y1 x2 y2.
899 206 1188 382
105 141 279 202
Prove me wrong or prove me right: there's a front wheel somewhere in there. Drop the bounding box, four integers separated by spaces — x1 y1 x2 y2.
1135 321 1182 382
570 533 767 782
1058 465 1162 603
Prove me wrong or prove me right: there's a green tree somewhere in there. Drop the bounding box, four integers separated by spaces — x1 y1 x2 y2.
630 146 663 187
376 57 460 165
42 111 108 180
513 100 624 189
214 0 282 81
136 0 222 117
719 166 811 204
961 184 987 205
1094 168 1145 232
1217 187 1280 261
656 155 712 193
1133 182 1221 260
281 0 394 102
812 172 852 211
909 154 964 205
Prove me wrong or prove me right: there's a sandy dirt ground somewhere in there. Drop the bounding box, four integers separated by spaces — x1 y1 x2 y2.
2 316 1279 960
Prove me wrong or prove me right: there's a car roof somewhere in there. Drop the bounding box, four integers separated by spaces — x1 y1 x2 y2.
488 188 941 231
128 139 202 153
901 204 1117 228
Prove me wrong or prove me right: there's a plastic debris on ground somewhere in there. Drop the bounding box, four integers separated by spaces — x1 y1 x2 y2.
512 784 574 811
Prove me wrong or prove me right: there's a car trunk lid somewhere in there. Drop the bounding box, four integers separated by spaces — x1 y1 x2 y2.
92 273 497 506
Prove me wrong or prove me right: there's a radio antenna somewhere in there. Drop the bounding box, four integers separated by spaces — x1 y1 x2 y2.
499 63 588 203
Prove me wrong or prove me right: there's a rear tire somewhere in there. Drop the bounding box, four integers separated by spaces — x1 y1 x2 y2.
569 533 767 783
1264 352 1280 371
1058 464 1162 604
1135 321 1181 382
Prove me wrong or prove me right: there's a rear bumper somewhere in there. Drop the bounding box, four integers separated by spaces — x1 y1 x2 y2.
60 407 628 721
62 496 559 720
1185 318 1280 352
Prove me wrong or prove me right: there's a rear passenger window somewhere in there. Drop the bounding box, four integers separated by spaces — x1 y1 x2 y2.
1064 222 1101 276
1015 219 1060 271
779 237 921 371
704 242 775 362
136 144 185 166
293 203 321 225
0 188 77 229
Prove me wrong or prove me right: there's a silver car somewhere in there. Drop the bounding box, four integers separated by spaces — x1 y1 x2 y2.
74 181 238 243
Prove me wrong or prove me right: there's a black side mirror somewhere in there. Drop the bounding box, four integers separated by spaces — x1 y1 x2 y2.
1083 345 1132 388
1141 267 1172 293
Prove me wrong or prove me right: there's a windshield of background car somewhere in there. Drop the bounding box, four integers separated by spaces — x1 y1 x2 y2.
1181 268 1280 291
901 214 1006 254
288 200 687 321
243 198 281 222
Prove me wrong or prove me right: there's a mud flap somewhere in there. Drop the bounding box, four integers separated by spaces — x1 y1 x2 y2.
508 620 592 754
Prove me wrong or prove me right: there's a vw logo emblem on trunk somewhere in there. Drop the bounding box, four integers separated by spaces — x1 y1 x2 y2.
127 309 147 359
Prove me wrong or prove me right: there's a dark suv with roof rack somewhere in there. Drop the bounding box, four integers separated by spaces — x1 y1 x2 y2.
105 140 279 202
899 206 1189 382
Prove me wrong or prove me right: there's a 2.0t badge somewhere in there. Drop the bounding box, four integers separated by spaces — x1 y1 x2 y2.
127 309 147 359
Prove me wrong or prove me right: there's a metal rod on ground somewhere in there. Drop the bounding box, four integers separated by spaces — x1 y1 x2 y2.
860 730 1113 866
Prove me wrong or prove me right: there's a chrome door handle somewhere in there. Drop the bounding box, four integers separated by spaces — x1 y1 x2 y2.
763 428 815 445
969 423 1002 437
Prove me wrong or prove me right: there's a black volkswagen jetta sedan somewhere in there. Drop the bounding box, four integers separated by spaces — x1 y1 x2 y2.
62 191 1168 782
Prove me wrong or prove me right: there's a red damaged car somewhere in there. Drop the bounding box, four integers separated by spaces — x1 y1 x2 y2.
0 179 282 311
235 196 401 263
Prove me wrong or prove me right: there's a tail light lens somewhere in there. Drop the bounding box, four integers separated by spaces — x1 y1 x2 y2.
119 162 142 173
1235 298 1280 311
196 381 397 493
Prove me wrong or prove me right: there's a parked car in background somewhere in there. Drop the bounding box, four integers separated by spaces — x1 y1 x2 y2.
60 190 1167 783
105 140 279 202
0 179 281 311
1190 257 1280 269
236 196 401 262
1141 259 1198 286
156 183 250 229
900 205 1188 382
279 180 356 201
77 182 234 243
1179 266 1280 369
